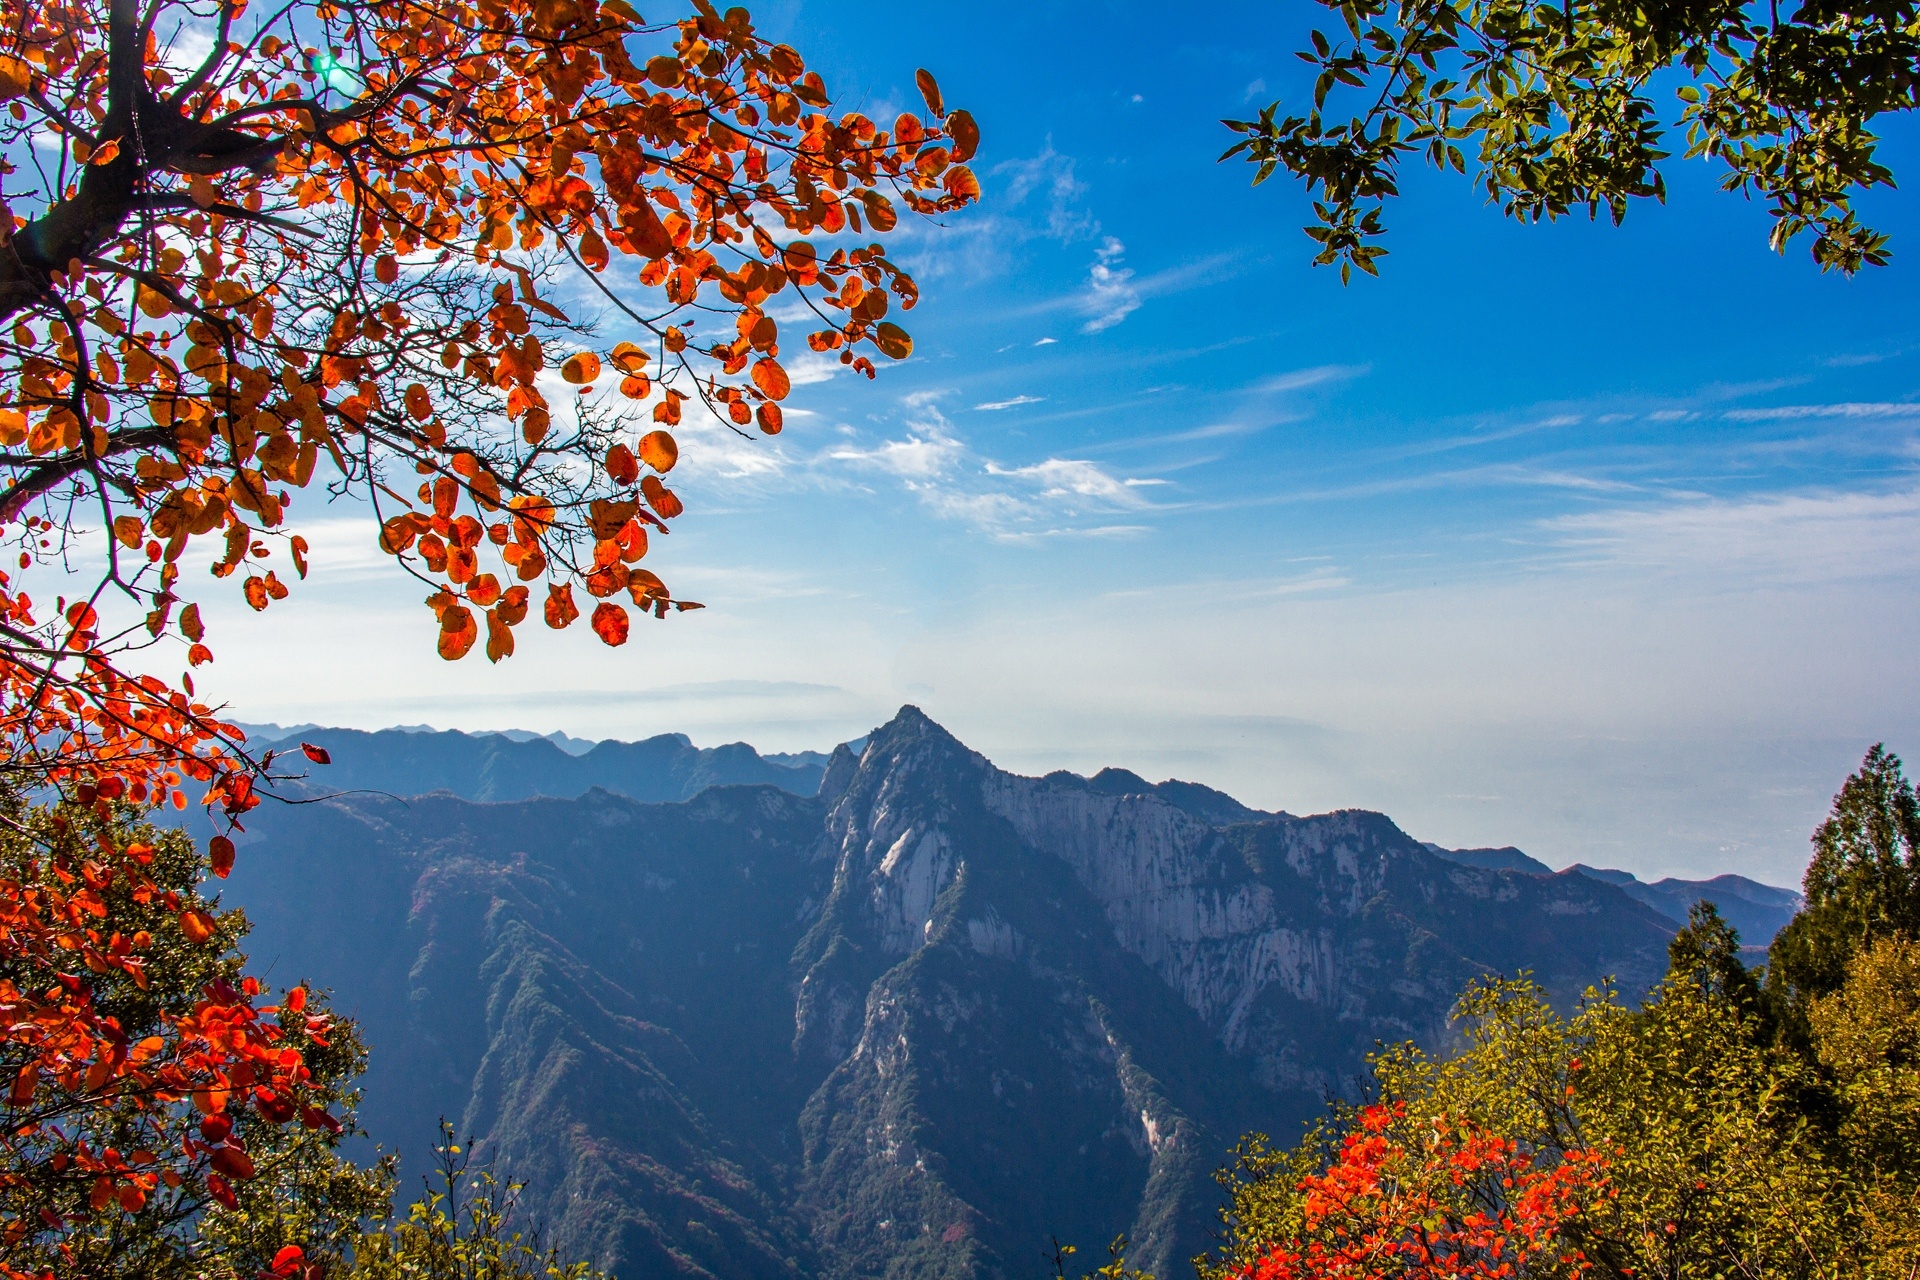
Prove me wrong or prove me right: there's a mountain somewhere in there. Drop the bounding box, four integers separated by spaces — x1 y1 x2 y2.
247 724 826 804
224 708 1679 1280
1423 848 1801 944
1420 843 1555 876
1568 866 1803 945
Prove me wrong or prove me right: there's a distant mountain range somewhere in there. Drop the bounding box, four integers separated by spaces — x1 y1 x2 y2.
1421 845 1802 944
237 719 1801 949
243 723 831 804
218 708 1781 1280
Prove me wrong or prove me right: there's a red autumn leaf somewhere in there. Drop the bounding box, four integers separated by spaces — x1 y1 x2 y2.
590 601 630 646
947 109 980 162
206 1174 238 1210
757 403 784 435
209 835 236 878
606 443 639 485
209 1144 257 1180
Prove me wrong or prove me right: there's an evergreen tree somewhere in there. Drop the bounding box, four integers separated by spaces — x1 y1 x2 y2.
1769 745 1920 1017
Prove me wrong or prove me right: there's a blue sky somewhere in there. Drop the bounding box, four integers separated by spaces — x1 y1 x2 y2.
196 0 1920 889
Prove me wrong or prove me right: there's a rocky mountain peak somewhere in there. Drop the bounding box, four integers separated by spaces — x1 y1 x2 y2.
224 708 1684 1280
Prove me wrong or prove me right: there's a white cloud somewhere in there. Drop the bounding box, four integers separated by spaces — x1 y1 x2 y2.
1034 337 1059 347
828 429 963 480
992 144 1096 242
1723 402 1920 422
974 395 1046 411
1248 365 1369 394
1547 485 1920 585
825 397 1158 536
985 458 1152 507
1081 237 1141 334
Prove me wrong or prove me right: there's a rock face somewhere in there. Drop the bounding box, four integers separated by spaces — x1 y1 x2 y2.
226 707 1676 1280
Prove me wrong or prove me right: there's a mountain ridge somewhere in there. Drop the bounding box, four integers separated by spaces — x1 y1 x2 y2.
224 706 1688 1280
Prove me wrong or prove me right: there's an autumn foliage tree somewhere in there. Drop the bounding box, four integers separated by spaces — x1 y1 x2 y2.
1223 1102 1608 1280
0 0 976 1269
1203 747 1920 1280
0 0 977 799
0 791 387 1278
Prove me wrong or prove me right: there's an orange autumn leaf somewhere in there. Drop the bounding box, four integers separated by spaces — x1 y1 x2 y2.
437 606 477 660
915 68 945 118
945 165 981 202
180 910 218 945
485 607 515 662
404 384 433 420
874 323 914 360
606 443 639 485
561 352 601 384
590 600 630 646
641 475 684 519
544 583 580 629
751 357 791 401
638 430 679 473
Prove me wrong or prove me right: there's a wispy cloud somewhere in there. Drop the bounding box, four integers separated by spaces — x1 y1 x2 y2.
1547 485 1920 584
1082 237 1141 333
1034 337 1058 346
975 395 1047 411
992 143 1096 242
1724 402 1920 422
1248 364 1370 394
985 457 1155 507
827 426 963 480
825 396 1161 537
